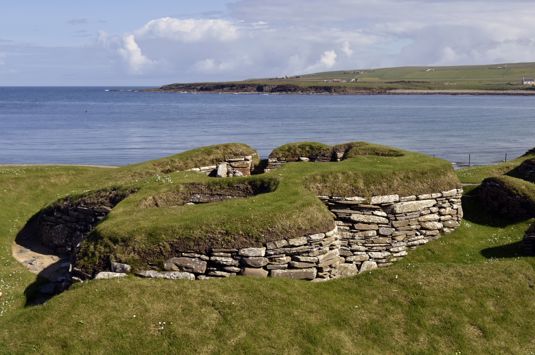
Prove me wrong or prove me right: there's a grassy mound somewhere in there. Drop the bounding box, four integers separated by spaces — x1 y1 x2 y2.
478 176 535 220
508 158 535 183
333 142 405 159
268 141 405 162
523 147 535 156
268 142 333 161
127 143 258 175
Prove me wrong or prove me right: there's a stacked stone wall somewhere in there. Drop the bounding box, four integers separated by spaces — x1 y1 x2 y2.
98 188 463 281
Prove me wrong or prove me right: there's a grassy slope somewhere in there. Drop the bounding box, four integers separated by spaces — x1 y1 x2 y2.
297 62 535 89
0 157 534 353
163 62 535 92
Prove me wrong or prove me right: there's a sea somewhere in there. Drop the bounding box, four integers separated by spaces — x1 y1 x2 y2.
0 87 534 166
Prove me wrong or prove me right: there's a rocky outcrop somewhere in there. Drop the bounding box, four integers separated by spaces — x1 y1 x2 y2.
97 189 462 281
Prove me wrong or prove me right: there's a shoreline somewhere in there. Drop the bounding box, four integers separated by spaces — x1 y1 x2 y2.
151 88 535 96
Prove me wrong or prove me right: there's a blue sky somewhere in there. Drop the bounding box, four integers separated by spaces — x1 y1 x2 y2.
1 0 534 85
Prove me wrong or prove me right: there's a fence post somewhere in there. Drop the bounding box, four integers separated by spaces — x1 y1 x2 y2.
468 153 471 167
505 153 508 162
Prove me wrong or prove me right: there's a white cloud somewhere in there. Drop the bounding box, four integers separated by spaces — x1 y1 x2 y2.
194 58 233 73
136 17 239 42
117 34 153 74
320 50 337 68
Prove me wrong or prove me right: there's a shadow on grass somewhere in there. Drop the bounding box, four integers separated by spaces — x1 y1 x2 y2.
16 213 73 306
481 241 525 259
461 190 518 228
24 260 72 306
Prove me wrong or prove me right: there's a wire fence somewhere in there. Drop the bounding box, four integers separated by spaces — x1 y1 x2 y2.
441 153 513 169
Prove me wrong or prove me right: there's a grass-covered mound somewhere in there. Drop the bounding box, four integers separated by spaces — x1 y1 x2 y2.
127 143 259 175
509 157 535 183
478 176 535 220
69 144 459 273
459 147 535 220
0 159 534 353
268 141 405 162
268 142 333 161
333 141 405 159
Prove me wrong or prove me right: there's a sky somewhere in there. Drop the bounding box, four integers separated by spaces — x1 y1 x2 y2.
1 0 535 86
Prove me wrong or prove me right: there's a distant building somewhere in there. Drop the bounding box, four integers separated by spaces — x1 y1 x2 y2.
522 77 535 86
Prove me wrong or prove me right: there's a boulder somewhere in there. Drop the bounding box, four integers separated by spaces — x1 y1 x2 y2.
338 263 359 277
359 261 378 273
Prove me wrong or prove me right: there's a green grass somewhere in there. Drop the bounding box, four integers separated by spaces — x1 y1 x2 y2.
457 148 535 184
0 146 534 353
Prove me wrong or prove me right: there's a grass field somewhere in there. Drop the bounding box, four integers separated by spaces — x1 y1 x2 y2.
0 147 534 354
160 62 535 93
294 62 535 90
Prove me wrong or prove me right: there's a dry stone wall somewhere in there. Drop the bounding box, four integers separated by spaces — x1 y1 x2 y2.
98 188 463 281
320 188 463 273
186 155 255 177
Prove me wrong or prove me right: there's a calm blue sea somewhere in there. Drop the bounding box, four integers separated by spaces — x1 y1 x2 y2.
0 87 534 166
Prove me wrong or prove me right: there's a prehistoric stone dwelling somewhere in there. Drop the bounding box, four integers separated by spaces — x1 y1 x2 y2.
17 142 465 297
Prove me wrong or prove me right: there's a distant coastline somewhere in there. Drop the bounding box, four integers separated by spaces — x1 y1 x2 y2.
150 83 535 96
152 62 535 96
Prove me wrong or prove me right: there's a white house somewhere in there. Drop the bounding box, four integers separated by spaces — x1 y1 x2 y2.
522 77 535 86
